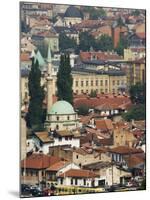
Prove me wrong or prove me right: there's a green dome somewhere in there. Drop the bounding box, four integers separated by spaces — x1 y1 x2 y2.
49 100 75 115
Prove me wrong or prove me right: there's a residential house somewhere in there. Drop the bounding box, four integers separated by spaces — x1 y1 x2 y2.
83 161 132 186
113 122 138 147
108 146 144 164
72 147 111 167
21 153 61 185
33 130 80 154
46 161 80 183
57 169 100 187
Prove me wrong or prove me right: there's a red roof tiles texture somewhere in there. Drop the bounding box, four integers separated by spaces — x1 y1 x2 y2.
58 169 99 178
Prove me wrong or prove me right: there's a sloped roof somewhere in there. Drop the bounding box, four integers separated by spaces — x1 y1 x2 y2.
46 161 70 171
58 169 99 178
95 119 113 130
109 146 144 155
21 154 61 169
124 154 145 169
34 132 54 143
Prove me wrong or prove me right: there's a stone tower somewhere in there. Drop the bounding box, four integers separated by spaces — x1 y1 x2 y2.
46 44 53 114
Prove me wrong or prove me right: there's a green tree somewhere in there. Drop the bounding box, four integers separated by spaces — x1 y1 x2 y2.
122 104 145 121
96 34 113 51
77 104 89 116
56 54 73 105
27 58 45 130
78 31 96 51
59 33 77 51
129 83 145 104
117 17 125 27
131 10 140 16
90 90 97 98
90 8 106 20
115 34 128 56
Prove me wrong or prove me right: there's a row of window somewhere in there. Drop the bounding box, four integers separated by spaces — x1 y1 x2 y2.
73 80 125 87
74 80 108 87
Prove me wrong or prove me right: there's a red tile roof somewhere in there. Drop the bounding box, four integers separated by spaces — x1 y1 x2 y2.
21 153 61 169
124 154 145 168
80 51 122 61
109 146 144 155
46 161 70 171
58 169 99 178
74 96 131 110
95 119 113 130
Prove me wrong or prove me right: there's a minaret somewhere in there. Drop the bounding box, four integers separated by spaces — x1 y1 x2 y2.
46 43 53 113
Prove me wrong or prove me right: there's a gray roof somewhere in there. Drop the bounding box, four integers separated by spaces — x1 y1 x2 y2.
64 6 83 19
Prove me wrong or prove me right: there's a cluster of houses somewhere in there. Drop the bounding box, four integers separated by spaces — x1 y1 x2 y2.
20 2 146 195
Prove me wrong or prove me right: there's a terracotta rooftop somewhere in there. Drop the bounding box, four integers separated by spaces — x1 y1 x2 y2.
95 119 113 131
21 154 61 169
124 154 145 169
58 169 99 178
74 96 131 109
80 51 122 61
46 160 70 171
109 146 144 155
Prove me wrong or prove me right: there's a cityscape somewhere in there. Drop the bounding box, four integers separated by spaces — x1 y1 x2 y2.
20 2 146 197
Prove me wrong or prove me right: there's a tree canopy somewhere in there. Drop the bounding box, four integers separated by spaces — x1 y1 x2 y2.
27 58 45 130
56 54 73 105
59 33 77 51
129 83 145 104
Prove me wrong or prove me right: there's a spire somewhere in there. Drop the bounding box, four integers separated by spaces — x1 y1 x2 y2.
47 43 52 63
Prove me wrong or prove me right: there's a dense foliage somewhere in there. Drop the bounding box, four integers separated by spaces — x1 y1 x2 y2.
56 54 73 105
77 104 90 116
26 59 45 130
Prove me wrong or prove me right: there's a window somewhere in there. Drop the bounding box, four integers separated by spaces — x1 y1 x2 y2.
81 81 84 87
71 178 73 185
58 137 62 141
86 80 88 86
105 80 108 86
100 80 103 86
76 155 78 159
56 116 59 121
76 81 78 87
56 124 59 130
91 80 93 86
96 80 98 86
117 80 120 85
84 179 86 185
60 178 63 185
67 116 70 120
81 89 84 93
75 178 78 185
65 137 68 141
113 80 115 85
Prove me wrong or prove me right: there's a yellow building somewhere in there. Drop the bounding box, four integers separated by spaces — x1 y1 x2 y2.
21 69 127 103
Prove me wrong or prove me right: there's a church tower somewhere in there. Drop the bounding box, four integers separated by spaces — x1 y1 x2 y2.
46 43 53 114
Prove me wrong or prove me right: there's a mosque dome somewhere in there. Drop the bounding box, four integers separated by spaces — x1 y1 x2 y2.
64 6 83 19
48 100 75 115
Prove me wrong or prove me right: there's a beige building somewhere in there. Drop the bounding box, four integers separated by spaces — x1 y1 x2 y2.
73 148 111 167
113 127 137 148
21 70 127 103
